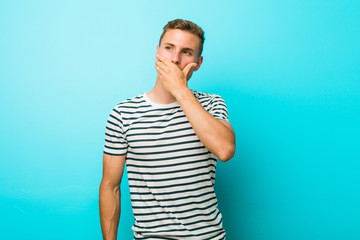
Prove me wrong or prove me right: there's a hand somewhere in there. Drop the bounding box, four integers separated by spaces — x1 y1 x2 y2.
155 55 197 98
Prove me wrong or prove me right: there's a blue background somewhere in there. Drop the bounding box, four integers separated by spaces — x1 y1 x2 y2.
1 0 359 239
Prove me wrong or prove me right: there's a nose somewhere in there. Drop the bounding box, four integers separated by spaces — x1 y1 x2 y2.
171 52 180 64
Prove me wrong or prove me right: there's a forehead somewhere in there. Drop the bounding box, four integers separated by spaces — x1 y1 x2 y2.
160 29 200 51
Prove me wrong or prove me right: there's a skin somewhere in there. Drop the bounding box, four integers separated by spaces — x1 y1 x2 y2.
99 28 236 240
99 153 125 240
152 29 236 161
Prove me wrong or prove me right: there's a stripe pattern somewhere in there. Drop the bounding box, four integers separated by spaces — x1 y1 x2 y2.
104 91 229 240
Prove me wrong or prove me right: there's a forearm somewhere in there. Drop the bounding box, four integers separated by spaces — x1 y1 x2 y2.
175 88 236 161
154 55 235 161
99 181 121 240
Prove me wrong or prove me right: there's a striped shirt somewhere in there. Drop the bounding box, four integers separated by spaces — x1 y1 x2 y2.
104 91 229 240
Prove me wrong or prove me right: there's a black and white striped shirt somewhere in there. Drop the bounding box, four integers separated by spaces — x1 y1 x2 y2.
104 91 229 240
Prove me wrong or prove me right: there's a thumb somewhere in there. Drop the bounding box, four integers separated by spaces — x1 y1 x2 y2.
183 63 197 77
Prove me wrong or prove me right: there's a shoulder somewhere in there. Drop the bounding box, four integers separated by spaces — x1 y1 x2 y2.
112 93 150 113
192 90 230 121
114 94 145 108
191 90 226 104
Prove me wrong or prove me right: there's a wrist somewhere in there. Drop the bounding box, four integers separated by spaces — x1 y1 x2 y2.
173 87 192 102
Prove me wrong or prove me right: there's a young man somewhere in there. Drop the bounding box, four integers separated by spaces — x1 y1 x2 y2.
100 19 236 240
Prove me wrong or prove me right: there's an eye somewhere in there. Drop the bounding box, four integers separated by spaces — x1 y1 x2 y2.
183 50 192 56
165 46 172 50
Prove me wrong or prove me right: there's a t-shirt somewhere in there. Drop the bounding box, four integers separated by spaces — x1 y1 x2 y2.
104 91 229 240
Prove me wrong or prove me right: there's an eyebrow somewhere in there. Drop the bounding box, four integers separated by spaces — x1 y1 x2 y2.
163 43 195 53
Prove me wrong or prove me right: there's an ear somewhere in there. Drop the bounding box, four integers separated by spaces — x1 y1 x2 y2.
193 56 203 71
156 45 159 56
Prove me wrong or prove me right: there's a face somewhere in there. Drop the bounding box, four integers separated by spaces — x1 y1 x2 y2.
157 29 203 72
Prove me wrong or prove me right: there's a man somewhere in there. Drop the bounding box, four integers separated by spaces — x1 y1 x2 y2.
100 19 236 240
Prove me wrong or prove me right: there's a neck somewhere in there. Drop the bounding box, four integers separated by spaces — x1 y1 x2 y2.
147 77 177 104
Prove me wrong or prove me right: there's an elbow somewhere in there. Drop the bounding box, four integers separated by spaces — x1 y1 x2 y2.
217 142 236 162
218 151 235 162
100 179 120 194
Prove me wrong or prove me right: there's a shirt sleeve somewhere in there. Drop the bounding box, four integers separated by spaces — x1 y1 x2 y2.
103 107 128 156
208 94 229 122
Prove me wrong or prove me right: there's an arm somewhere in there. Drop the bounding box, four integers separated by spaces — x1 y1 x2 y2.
175 89 235 161
99 153 126 240
155 56 236 161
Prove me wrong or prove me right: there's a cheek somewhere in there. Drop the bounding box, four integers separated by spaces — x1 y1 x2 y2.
158 49 172 60
183 57 196 66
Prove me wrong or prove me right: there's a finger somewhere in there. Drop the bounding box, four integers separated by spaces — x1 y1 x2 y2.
156 55 171 66
155 59 168 72
154 64 164 77
183 63 197 76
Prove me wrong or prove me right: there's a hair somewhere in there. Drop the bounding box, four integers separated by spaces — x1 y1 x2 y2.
159 19 205 57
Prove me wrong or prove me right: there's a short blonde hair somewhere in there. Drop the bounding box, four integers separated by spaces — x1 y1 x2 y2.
159 19 205 57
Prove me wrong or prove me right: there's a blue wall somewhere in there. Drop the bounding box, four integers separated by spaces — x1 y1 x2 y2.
1 0 359 239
